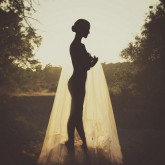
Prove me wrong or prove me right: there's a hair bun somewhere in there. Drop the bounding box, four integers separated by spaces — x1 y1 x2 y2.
72 25 76 32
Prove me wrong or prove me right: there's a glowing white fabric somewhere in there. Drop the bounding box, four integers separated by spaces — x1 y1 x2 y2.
38 63 123 165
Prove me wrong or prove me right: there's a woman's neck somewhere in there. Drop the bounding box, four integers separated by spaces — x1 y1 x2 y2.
74 34 82 43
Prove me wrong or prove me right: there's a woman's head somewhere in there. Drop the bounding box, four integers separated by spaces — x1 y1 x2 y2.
72 19 90 38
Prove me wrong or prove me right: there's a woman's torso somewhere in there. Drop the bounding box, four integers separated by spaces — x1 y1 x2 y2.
68 41 91 93
69 41 89 80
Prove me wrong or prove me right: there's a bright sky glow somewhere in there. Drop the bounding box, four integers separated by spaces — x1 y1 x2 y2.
32 0 159 66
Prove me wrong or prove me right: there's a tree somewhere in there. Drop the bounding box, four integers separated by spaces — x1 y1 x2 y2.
0 0 41 88
120 0 165 104
121 1 165 65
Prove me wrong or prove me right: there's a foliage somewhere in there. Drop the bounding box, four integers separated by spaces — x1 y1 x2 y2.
0 0 41 87
120 0 165 104
102 62 138 96
121 1 165 65
5 62 136 98
1 62 136 97
12 64 62 94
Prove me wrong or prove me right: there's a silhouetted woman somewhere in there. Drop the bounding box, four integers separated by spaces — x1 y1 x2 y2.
66 19 98 150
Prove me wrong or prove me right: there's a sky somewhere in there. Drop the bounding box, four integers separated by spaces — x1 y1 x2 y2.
32 0 159 67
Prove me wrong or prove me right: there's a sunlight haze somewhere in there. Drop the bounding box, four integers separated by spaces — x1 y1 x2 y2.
33 0 159 66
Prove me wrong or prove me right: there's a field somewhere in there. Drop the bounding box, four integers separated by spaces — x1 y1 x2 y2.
0 95 165 165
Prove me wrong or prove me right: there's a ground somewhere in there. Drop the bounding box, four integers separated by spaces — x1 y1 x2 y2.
0 95 165 165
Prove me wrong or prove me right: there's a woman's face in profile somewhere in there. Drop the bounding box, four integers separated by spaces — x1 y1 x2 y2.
82 26 90 38
78 25 90 38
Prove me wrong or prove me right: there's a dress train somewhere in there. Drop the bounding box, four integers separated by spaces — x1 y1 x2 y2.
38 63 123 165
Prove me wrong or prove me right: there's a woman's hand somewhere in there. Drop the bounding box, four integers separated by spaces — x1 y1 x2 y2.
91 56 98 67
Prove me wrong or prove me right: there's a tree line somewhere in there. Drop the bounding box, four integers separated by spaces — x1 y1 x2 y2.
1 62 134 96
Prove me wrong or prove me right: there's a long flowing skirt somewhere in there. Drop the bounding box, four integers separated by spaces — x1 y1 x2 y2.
38 63 123 165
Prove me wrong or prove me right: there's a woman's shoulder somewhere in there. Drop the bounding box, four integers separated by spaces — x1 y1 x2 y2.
70 42 86 51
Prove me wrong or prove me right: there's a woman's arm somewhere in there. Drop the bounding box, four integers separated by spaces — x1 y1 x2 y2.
81 44 98 69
